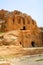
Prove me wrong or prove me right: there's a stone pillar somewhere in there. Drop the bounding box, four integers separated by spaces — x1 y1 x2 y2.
6 16 13 31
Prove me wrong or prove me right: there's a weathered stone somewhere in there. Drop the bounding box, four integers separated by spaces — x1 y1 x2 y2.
0 9 37 31
0 9 43 47
2 31 21 46
0 30 42 47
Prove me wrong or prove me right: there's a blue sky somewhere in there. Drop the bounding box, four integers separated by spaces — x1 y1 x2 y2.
0 0 43 27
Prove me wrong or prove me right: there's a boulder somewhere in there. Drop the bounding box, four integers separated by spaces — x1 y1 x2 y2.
3 31 21 46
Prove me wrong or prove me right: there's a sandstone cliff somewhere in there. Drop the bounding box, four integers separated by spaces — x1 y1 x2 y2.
0 9 43 47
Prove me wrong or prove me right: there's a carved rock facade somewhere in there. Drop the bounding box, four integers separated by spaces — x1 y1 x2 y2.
0 9 43 47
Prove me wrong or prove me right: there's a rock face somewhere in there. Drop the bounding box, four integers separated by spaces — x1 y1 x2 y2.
3 31 21 46
0 30 43 47
39 27 43 31
0 9 37 31
0 9 43 47
39 27 43 45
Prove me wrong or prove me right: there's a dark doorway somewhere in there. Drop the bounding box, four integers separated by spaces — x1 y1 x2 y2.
20 42 22 45
20 42 23 47
23 26 26 30
20 26 26 30
31 41 35 47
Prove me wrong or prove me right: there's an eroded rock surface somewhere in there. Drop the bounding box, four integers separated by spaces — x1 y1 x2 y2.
0 9 43 47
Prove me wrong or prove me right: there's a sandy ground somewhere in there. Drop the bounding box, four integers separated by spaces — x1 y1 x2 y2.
0 46 43 65
0 55 43 65
9 55 43 65
0 46 43 56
